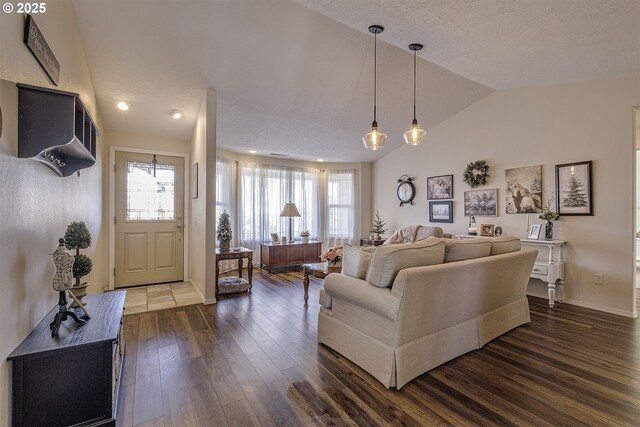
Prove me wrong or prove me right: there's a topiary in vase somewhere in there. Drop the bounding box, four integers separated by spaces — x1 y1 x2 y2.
64 221 93 306
217 210 232 251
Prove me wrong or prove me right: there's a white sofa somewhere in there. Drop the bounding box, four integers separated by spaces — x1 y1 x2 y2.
317 236 537 389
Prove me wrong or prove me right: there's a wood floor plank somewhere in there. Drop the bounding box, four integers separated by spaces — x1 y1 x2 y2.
132 313 164 426
119 270 640 427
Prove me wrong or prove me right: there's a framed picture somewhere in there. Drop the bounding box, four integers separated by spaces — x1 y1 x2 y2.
505 165 542 214
429 201 453 223
480 224 495 237
464 188 498 216
192 163 198 199
427 174 453 200
556 161 593 215
270 232 279 244
528 224 541 240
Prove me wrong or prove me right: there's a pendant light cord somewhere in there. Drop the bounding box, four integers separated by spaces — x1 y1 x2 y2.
413 48 417 121
373 31 377 123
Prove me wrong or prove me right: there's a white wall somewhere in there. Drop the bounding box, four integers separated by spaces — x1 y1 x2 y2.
0 3 103 424
189 90 217 302
373 75 640 317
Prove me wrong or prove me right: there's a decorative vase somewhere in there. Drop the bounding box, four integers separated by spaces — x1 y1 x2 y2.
69 282 89 308
220 241 231 252
544 221 554 240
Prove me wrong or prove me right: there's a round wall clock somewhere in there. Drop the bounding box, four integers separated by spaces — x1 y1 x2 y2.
397 175 416 207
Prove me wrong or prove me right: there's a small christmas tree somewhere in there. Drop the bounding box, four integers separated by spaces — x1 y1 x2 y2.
370 210 387 238
64 221 93 287
217 210 232 250
562 175 588 207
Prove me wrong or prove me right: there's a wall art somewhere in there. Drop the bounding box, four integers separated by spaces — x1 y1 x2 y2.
505 165 542 214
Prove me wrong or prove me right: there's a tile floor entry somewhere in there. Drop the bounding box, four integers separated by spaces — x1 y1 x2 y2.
123 281 202 314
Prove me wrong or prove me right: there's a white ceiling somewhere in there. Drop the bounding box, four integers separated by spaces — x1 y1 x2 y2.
71 0 640 163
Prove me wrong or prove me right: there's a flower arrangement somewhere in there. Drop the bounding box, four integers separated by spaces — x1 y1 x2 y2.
539 194 560 222
321 245 343 266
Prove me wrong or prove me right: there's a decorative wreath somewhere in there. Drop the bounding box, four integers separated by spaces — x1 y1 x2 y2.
463 160 489 188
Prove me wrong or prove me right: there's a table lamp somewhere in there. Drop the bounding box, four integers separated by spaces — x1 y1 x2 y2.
280 201 301 243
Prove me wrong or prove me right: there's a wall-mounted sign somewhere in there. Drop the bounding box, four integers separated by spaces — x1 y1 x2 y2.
23 14 60 86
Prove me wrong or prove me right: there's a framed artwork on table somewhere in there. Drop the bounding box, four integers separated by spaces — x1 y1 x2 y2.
528 224 541 240
556 161 593 215
480 224 495 237
427 174 453 200
429 201 453 223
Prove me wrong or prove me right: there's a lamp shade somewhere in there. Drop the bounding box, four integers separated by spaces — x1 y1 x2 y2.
363 123 387 150
280 202 301 217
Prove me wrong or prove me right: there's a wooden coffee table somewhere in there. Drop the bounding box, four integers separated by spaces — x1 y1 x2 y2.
302 262 341 304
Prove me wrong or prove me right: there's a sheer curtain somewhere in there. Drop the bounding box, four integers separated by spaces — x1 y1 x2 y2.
325 169 355 248
215 156 237 271
237 162 320 263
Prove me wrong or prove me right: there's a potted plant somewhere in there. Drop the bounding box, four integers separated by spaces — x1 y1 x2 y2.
539 194 560 240
370 210 388 240
217 210 232 251
300 230 310 244
64 221 93 307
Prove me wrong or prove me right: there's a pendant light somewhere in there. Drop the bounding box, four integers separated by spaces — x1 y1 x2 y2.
363 25 387 150
404 43 426 145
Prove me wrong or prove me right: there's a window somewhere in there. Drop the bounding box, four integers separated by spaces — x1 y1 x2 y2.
326 169 355 245
238 163 319 249
126 161 175 220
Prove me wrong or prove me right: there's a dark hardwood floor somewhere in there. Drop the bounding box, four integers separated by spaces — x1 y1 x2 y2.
117 268 640 426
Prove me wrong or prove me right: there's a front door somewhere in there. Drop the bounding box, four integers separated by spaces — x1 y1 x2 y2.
114 151 184 287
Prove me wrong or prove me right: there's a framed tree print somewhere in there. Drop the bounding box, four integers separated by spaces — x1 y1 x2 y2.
556 161 593 215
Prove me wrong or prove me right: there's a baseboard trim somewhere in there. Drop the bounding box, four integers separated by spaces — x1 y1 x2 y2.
563 299 637 318
188 279 216 305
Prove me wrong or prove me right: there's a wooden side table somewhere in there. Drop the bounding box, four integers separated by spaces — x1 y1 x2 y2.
302 262 341 304
360 238 385 246
215 247 253 297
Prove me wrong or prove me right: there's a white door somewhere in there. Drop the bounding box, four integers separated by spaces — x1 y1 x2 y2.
114 152 184 287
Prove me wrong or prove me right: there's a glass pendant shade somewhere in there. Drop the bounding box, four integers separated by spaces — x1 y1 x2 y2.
404 119 426 145
363 121 387 150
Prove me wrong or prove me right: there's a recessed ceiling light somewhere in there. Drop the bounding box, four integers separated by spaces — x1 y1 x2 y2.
168 109 183 120
317 158 324 162
116 101 131 111
248 150 257 154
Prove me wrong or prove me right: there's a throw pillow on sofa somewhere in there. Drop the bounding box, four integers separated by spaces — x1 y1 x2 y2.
341 245 372 280
441 238 491 263
489 236 521 255
365 239 445 288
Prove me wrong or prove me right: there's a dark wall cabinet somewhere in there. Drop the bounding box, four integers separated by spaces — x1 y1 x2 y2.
8 291 126 427
17 83 100 177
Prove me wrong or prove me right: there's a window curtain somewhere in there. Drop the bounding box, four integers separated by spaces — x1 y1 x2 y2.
238 162 320 264
325 169 355 248
215 156 237 272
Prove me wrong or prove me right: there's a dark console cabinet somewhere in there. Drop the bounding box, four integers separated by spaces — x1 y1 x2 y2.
8 291 126 427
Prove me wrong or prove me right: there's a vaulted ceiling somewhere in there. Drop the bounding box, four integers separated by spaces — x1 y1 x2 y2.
71 0 640 162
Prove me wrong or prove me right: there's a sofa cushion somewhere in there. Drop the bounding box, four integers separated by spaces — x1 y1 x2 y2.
490 236 521 255
442 238 491 263
365 239 445 288
341 245 372 279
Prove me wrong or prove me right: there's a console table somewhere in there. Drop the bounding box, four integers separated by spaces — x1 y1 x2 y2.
8 291 126 426
259 241 322 273
455 235 566 308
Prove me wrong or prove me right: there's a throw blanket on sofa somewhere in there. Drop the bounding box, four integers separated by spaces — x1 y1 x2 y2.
383 225 422 245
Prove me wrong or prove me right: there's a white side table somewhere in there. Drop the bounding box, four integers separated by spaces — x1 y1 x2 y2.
455 235 567 308
520 238 566 308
